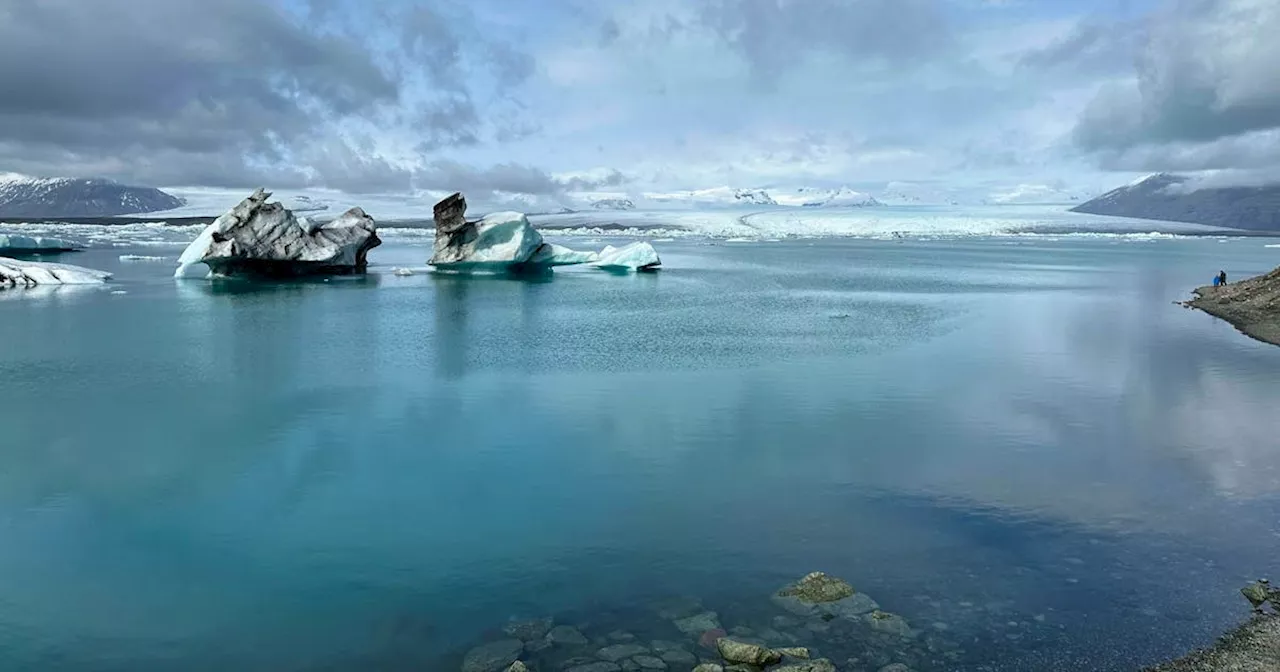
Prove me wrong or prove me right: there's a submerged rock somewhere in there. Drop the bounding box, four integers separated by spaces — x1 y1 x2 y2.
547 625 589 646
776 647 811 659
564 663 622 672
691 665 724 672
631 654 667 669
716 638 782 666
503 617 554 641
674 611 722 635
774 572 879 620
866 611 914 639
597 643 649 662
775 660 838 672
461 639 524 672
0 256 111 287
175 188 380 278
659 649 696 666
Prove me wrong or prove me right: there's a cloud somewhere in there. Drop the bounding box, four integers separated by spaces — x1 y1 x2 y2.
1072 0 1280 173
1018 18 1140 77
414 161 628 196
694 0 954 83
0 0 535 192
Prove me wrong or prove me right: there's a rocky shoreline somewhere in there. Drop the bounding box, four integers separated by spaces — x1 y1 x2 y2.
1185 266 1280 346
448 572 1005 672
1144 615 1280 672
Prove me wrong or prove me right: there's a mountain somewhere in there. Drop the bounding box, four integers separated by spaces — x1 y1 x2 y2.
986 184 1084 205
644 187 778 208
591 198 636 211
1072 173 1280 231
777 186 881 208
0 175 184 217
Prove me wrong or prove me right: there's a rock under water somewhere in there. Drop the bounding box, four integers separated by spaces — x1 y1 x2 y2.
0 256 111 287
175 188 381 278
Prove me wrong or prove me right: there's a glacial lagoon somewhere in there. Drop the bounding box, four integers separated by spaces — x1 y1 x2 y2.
2 217 1280 671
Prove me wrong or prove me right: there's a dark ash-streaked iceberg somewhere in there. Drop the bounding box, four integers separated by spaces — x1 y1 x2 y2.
175 188 381 278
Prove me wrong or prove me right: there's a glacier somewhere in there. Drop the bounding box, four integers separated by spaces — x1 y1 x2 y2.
0 256 111 287
175 188 381 278
0 233 79 254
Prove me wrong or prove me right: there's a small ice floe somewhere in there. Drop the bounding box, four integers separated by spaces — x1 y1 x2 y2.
0 257 111 287
111 290 128 295
393 268 415 277
119 255 168 262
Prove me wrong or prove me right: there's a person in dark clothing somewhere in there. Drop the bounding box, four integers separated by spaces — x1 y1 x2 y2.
1219 270 1228 286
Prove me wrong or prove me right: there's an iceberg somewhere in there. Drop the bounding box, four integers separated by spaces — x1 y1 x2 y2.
428 193 601 272
592 242 661 272
528 243 600 266
0 256 111 287
0 234 79 254
175 188 381 278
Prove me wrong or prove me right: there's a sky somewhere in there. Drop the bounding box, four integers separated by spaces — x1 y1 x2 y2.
1 0 1277 206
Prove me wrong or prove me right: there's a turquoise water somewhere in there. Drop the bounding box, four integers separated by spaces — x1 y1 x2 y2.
3 233 1280 671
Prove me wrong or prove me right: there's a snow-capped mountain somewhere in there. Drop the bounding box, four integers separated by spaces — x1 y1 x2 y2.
986 184 1084 205
1071 173 1280 231
775 186 882 208
285 195 331 213
591 198 636 211
644 187 778 208
0 174 185 218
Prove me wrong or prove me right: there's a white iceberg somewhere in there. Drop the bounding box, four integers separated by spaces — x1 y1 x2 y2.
0 233 79 254
592 242 662 272
0 256 111 287
175 188 381 278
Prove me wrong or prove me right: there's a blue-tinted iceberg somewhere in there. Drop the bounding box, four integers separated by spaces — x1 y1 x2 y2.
592 242 661 272
0 234 79 254
0 256 111 287
429 193 599 272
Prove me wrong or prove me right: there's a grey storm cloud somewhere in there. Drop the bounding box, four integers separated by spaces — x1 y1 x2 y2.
1072 0 1280 173
0 0 535 192
695 0 954 83
1018 18 1141 77
415 161 627 195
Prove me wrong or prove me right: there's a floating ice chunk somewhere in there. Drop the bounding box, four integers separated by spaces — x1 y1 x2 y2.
592 242 661 272
0 234 79 253
430 209 544 270
175 188 380 278
528 243 600 266
393 267 415 277
0 256 111 287
119 255 168 262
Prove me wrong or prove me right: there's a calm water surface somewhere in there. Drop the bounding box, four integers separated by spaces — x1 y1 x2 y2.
2 235 1280 671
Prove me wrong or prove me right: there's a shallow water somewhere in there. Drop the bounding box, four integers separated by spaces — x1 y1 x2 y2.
2 233 1280 671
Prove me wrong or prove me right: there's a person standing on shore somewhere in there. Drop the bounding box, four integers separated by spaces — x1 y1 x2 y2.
1220 270 1228 286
